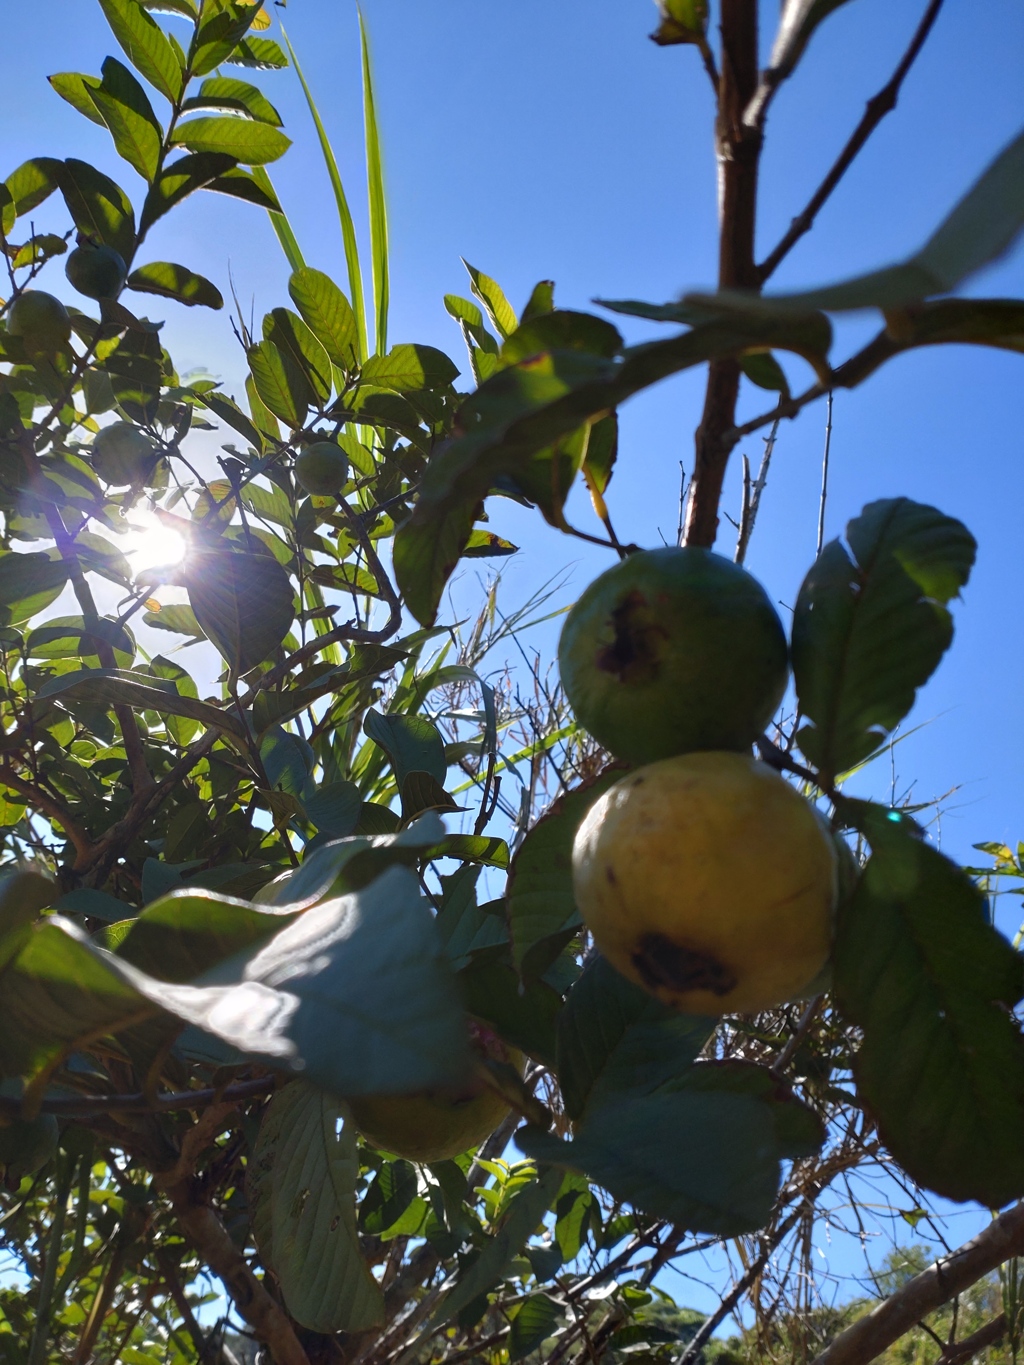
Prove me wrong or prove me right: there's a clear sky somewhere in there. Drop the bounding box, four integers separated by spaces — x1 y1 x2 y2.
3 0 1024 1317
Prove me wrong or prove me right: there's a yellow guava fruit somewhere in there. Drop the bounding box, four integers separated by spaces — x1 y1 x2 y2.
347 1023 523 1163
558 547 789 765
572 751 837 1016
6 290 72 354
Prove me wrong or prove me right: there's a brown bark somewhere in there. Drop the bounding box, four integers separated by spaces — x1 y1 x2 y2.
811 1201 1024 1365
164 1177 310 1365
683 0 762 547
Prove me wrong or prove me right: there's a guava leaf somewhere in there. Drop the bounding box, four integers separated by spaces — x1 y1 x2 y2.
431 1166 563 1326
507 766 625 983
792 498 975 783
364 709 447 785
519 1062 820 1236
184 545 294 675
248 1082 384 1332
458 956 561 1066
557 955 715 1120
834 804 1024 1207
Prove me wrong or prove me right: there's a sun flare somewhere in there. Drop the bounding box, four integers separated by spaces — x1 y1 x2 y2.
120 511 187 574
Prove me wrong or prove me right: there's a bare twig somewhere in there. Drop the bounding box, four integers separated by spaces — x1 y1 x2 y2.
735 418 779 564
758 0 946 282
0 1075 275 1119
938 1313 1007 1365
816 391 834 556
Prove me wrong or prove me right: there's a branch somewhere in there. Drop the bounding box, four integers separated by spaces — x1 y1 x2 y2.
682 0 763 547
164 1174 310 1365
757 0 945 283
0 764 96 865
938 1313 1006 1365
811 1202 1024 1365
0 1075 276 1119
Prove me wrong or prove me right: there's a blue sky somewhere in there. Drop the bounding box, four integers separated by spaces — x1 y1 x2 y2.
3 0 1024 1321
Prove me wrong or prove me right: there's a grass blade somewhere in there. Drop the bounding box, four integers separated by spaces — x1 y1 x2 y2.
251 166 306 272
281 25 368 361
359 7 389 357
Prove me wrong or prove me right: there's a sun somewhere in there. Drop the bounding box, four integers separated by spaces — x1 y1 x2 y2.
120 510 188 574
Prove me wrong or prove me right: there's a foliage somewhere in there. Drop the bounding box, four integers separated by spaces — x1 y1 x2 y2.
0 3 1022 1365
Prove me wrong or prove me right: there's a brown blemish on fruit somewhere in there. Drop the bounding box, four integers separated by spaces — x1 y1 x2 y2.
632 932 737 997
605 864 618 886
595 590 667 684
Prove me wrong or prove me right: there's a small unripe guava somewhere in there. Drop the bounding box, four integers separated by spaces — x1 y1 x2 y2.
65 241 127 300
6 291 72 354
294 442 349 496
0 1113 59 1189
347 1022 522 1162
91 421 155 486
572 752 837 1016
559 547 788 764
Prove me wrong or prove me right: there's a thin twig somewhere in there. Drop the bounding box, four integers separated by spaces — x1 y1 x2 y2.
816 392 834 556
0 1075 276 1118
758 0 946 282
735 418 779 565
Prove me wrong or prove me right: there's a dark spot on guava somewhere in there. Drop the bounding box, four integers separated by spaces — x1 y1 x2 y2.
595 590 668 685
632 932 736 996
605 864 618 886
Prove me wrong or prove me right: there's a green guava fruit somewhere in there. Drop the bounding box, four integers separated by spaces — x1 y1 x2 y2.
347 1023 523 1163
558 547 788 764
6 290 72 354
91 421 156 486
572 751 837 1016
294 441 350 496
0 1113 59 1189
65 241 127 300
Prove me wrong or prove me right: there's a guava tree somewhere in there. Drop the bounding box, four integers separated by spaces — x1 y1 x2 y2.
0 2 1022 1364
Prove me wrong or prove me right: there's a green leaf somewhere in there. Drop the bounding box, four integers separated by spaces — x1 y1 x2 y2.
198 390 263 451
264 816 446 909
225 35 289 69
434 873 508 971
48 73 106 128
557 956 715 1121
432 1167 563 1326
519 1063 818 1235
140 150 238 230
360 343 460 393
264 307 332 403
509 1294 563 1361
0 870 57 940
88 56 163 182
792 498 976 782
650 0 709 45
394 311 832 625
248 1083 384 1332
34 668 246 739
282 36 366 360
834 807 1024 1207
288 267 358 371
126 261 224 308
97 0 184 103
883 298 1024 357
462 530 518 558
102 324 163 423
169 117 291 165
457 956 561 1066
113 888 297 981
2 158 63 234
142 602 207 640
507 767 623 983
740 351 790 398
247 338 311 428
364 709 447 785
360 11 389 355
190 1 265 76
0 552 69 625
463 261 518 340
184 545 294 675
359 1159 419 1235
521 279 555 324
56 158 136 260
500 311 622 366
183 74 283 125
304 782 362 838
142 866 471 1095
